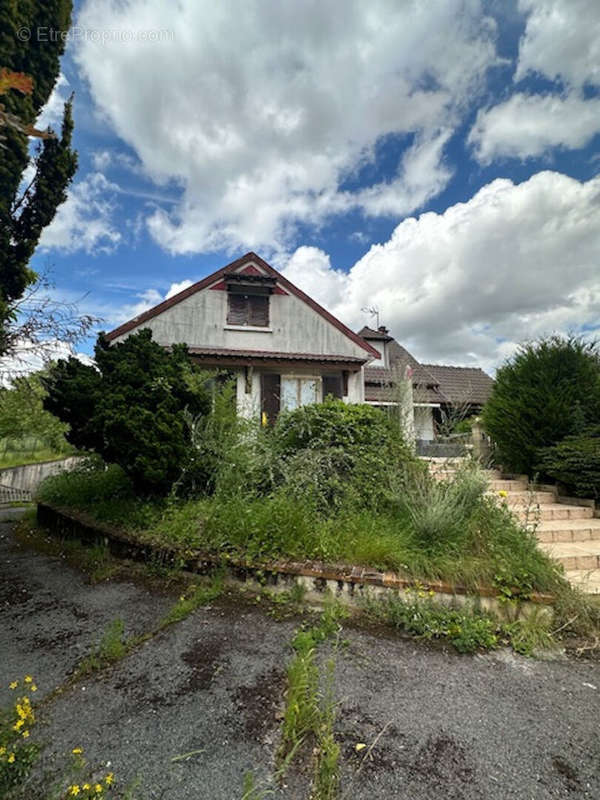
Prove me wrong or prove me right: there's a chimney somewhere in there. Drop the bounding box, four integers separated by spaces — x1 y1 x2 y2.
378 325 389 335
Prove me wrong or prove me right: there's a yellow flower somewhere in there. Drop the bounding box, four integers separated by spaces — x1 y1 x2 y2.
69 786 80 796
24 676 33 683
9 681 18 690
31 684 37 692
95 784 103 793
105 773 114 786
72 747 83 754
0 747 5 756
8 753 15 764
22 730 29 738
13 719 24 731
498 490 508 498
83 784 91 791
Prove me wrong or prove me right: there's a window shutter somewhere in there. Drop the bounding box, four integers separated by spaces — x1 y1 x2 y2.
248 295 269 327
323 374 343 399
227 294 247 325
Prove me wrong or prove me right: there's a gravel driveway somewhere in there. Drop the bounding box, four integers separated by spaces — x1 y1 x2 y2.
1 518 600 799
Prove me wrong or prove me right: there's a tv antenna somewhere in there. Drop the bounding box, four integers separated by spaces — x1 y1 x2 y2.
361 305 380 329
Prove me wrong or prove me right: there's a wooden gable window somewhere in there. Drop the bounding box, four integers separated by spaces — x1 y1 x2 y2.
227 288 270 327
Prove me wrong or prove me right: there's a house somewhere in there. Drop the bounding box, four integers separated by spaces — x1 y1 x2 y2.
105 252 380 423
359 326 494 441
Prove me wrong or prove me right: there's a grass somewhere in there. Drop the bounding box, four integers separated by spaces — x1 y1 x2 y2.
360 589 559 655
159 578 223 628
36 465 565 596
76 618 128 676
278 601 346 798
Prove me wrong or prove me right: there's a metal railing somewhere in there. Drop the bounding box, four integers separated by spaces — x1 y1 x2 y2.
0 484 32 505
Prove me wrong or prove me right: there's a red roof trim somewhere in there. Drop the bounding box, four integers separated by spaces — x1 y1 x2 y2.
105 252 379 357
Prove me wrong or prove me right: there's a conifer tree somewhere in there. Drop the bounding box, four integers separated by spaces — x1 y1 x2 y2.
0 1 77 354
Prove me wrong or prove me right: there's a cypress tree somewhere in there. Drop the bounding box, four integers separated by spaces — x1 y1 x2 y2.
0 0 77 354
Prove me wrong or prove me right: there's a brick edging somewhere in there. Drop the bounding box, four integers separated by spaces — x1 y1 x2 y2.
35 503 555 607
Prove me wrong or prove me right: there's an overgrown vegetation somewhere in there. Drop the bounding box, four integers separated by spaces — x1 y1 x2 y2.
482 335 600 476
0 676 39 795
42 330 213 494
37 396 565 598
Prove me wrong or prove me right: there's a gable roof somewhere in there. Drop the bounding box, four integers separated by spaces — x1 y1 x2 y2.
421 364 494 406
105 252 380 359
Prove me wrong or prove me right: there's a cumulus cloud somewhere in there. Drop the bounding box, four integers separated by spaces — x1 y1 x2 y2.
39 172 122 254
516 0 600 88
74 0 500 254
468 93 600 162
468 2 600 162
0 340 94 387
36 73 71 130
282 171 600 373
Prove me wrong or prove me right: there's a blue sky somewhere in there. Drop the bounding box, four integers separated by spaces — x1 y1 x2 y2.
28 0 600 372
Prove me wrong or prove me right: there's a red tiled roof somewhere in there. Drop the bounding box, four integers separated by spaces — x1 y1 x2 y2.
421 364 494 405
106 252 380 359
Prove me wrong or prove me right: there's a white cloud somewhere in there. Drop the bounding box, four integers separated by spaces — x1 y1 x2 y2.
39 172 122 254
468 93 600 162
516 0 600 88
36 73 70 130
165 280 193 299
74 0 501 254
0 340 94 387
282 171 600 373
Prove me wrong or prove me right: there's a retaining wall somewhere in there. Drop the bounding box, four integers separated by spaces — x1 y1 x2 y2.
0 456 83 495
36 503 554 622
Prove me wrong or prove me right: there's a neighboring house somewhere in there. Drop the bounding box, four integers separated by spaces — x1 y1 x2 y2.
359 326 494 441
106 252 380 423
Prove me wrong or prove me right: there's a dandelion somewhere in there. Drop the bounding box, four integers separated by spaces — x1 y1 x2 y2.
95 783 103 793
24 675 33 683
498 490 508 498
9 681 18 690
69 786 80 796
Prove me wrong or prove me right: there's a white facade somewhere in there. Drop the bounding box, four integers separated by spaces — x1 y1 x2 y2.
109 255 374 420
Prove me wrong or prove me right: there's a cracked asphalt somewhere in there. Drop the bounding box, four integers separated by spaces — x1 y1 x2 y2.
1 518 600 799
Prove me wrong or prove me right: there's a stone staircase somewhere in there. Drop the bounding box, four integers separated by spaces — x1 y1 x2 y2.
423 458 600 594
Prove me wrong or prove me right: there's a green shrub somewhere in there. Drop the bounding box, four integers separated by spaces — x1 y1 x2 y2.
271 399 413 511
482 335 600 475
37 459 133 506
42 329 212 495
537 427 600 498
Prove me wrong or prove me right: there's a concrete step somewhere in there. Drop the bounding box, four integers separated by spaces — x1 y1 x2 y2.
489 490 556 505
515 504 594 522
539 540 600 571
488 479 528 491
535 519 600 543
565 569 600 595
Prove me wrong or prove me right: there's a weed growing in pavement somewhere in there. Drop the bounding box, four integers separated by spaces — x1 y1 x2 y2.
76 618 128 676
44 746 141 800
159 577 223 628
278 598 346 797
0 676 39 795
